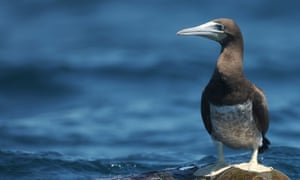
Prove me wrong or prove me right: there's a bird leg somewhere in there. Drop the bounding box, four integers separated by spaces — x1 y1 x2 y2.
194 142 229 177
249 147 259 166
217 141 226 165
233 147 272 172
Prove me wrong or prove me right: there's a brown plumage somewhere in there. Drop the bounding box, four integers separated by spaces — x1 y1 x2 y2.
200 19 269 152
177 18 270 169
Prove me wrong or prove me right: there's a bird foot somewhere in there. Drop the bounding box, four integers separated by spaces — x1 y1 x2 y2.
233 162 273 173
194 161 229 177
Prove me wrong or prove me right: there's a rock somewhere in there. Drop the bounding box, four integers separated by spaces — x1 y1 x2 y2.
212 166 289 180
101 164 289 180
193 162 289 180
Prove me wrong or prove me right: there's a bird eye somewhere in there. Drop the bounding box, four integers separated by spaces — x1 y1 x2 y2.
215 24 224 31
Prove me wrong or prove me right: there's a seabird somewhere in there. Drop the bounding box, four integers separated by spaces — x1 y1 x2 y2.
177 18 270 173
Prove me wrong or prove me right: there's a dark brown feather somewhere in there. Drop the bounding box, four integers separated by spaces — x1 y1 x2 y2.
252 85 270 152
198 18 270 152
201 91 212 134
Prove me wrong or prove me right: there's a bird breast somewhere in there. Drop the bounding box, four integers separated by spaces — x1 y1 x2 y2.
209 100 262 149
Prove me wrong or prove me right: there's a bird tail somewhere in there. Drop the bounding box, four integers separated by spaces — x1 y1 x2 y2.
259 136 270 153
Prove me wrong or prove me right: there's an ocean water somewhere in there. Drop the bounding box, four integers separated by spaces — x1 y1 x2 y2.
0 0 300 179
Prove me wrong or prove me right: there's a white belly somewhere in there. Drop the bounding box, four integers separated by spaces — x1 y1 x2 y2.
209 100 262 149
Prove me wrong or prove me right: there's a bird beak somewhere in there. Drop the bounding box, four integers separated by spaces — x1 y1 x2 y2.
177 21 227 41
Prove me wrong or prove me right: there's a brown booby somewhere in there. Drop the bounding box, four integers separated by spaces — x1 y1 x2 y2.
177 18 270 173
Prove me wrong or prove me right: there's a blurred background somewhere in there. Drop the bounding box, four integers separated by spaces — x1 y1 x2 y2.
0 0 299 179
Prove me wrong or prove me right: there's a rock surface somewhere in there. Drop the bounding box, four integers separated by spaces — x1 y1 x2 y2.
102 164 289 180
212 166 289 180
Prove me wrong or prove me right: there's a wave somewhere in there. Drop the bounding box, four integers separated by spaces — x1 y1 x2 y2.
0 147 299 179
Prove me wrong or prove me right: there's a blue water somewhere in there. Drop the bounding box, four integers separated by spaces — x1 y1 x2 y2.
0 0 300 179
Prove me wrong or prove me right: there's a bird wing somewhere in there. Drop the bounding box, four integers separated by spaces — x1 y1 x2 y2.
252 85 270 135
201 90 212 134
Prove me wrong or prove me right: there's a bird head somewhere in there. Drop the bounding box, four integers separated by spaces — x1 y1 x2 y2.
177 18 242 45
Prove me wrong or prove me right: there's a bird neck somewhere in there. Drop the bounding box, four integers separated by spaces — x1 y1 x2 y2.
216 38 244 79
